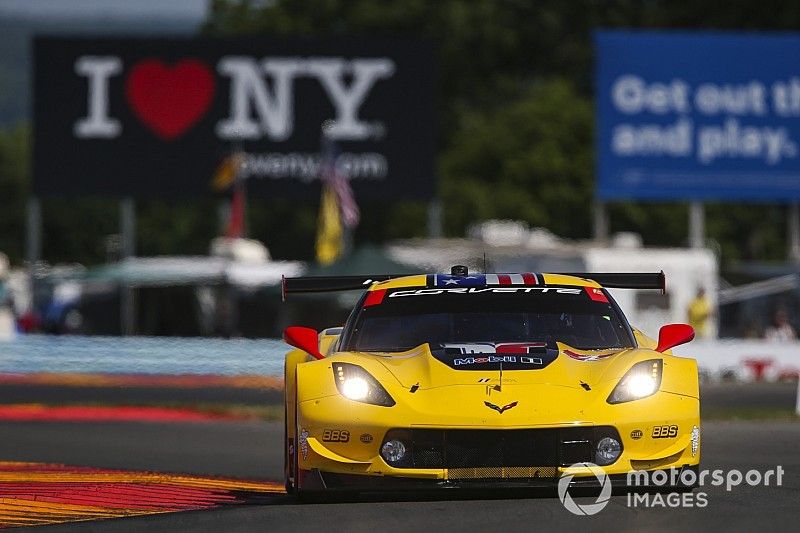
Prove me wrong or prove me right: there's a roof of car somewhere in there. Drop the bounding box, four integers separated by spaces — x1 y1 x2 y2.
369 273 603 291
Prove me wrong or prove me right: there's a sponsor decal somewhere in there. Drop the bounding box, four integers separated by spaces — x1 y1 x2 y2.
322 429 350 443
484 401 518 414
455 355 512 365
447 343 547 366
691 426 701 456
436 343 558 371
454 356 544 366
299 428 309 460
444 342 547 355
389 287 583 297
360 433 374 444
445 342 495 354
496 343 547 354
651 425 679 439
630 429 643 440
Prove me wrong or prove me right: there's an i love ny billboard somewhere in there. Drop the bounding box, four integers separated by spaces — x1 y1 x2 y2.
33 37 436 199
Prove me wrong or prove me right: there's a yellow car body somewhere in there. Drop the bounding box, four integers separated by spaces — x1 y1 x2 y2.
283 273 700 494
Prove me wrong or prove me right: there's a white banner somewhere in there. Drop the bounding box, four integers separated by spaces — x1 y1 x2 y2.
674 340 800 382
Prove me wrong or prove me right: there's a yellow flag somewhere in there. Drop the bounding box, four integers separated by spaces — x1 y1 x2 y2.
315 184 344 265
211 153 245 192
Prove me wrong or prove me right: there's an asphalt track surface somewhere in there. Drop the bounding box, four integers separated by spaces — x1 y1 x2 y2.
1 416 798 532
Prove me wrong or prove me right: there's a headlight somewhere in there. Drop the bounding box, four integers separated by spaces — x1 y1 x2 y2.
341 376 369 400
607 359 662 404
332 363 395 407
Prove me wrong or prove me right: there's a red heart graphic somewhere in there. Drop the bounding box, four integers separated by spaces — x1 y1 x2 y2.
126 59 215 140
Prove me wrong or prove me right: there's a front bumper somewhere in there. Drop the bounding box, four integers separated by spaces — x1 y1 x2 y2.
298 464 701 493
294 390 701 486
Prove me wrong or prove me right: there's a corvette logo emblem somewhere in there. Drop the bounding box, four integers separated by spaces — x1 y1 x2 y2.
484 401 518 414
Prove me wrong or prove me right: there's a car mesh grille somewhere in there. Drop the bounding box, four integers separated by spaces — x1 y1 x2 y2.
446 466 559 480
383 427 618 471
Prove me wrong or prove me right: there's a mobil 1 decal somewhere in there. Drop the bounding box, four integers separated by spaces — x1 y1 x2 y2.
433 342 559 370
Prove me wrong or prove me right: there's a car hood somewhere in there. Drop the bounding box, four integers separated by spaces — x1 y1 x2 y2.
338 342 649 391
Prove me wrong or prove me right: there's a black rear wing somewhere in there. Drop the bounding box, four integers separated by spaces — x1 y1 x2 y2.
281 271 665 300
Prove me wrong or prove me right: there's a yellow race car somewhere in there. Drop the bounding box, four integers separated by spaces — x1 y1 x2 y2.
281 268 699 496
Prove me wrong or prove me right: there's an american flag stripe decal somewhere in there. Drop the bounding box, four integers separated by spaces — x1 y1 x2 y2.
427 273 543 287
491 273 541 285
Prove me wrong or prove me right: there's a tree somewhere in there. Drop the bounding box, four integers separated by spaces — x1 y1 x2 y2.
0 124 28 263
440 79 593 238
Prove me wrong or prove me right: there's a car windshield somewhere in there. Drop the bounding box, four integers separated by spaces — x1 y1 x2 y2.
344 286 635 352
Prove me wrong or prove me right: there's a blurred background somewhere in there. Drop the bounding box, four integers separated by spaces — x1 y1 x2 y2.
2 6 800 529
0 0 799 403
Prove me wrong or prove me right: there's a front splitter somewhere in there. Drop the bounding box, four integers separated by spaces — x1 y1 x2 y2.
298 465 699 494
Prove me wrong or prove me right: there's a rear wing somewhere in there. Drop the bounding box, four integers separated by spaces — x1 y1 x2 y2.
281 271 665 300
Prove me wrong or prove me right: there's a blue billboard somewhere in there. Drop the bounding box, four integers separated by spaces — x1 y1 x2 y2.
596 31 800 201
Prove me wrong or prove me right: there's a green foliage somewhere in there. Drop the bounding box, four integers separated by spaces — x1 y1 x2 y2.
440 79 593 238
39 198 117 265
0 124 29 263
248 200 318 261
136 200 221 258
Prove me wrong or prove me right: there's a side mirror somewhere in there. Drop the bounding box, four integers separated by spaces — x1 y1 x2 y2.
283 326 324 360
656 323 695 353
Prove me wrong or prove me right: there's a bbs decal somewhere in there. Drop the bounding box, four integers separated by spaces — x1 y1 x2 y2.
651 425 678 439
322 429 350 442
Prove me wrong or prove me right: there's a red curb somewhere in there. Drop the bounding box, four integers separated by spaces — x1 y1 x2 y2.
0 373 284 390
